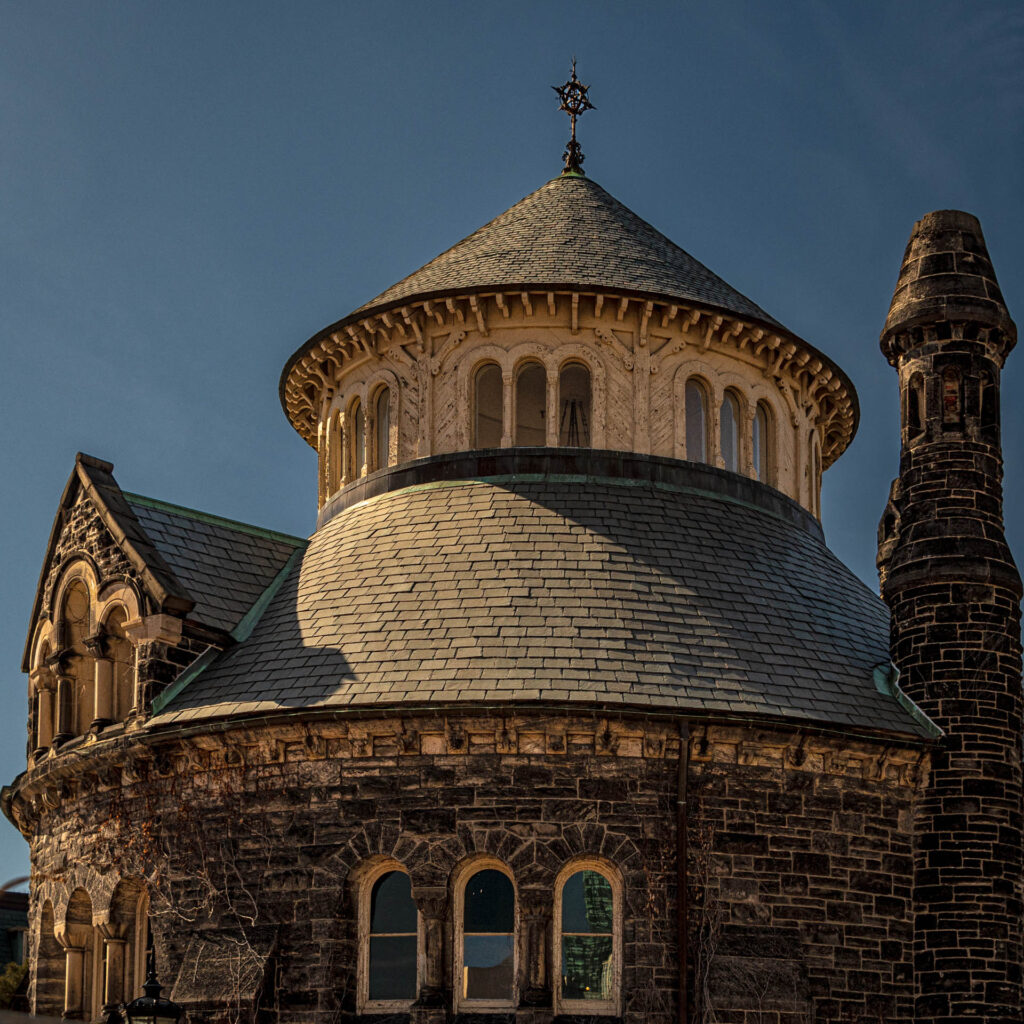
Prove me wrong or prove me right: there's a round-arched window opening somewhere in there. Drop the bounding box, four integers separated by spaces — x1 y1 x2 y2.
753 401 775 486
558 363 591 447
375 387 391 470
720 391 741 473
474 364 503 448
685 379 708 463
515 362 547 446
461 868 515 1004
367 870 418 1003
350 399 366 478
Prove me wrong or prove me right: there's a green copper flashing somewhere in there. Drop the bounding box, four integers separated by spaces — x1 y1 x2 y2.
873 663 943 739
150 544 306 716
124 492 307 547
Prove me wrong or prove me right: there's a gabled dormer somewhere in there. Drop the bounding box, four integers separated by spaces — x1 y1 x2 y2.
22 454 305 765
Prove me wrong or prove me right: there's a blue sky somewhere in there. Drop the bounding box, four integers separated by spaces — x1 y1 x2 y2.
1 1 1022 880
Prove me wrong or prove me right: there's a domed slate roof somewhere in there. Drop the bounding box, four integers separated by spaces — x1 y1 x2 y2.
150 451 926 739
353 173 783 327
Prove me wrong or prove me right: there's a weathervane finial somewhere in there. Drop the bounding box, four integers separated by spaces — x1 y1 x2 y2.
552 58 595 175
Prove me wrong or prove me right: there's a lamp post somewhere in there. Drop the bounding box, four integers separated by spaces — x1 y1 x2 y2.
120 950 183 1024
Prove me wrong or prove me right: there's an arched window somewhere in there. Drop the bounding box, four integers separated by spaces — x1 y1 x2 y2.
720 391 741 473
104 608 134 722
58 580 92 740
374 387 391 470
684 379 708 463
554 864 621 1016
753 401 775 486
474 363 503 448
360 866 419 1011
558 363 591 447
456 864 515 1009
327 410 342 493
980 370 998 439
515 362 547 446
905 373 925 439
349 399 366 479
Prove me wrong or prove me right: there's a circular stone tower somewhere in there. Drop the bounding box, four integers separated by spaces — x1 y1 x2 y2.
8 164 939 1024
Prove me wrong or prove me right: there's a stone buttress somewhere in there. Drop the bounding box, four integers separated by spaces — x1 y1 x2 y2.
878 210 1023 1023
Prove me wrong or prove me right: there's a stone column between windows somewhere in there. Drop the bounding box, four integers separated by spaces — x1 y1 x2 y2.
410 888 446 1021
30 668 54 753
99 929 128 1008
501 373 514 447
545 370 558 446
85 632 113 729
56 924 90 1019
519 889 551 1008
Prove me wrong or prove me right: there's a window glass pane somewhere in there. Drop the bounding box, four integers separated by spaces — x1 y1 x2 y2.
515 363 547 446
463 934 514 1001
720 392 739 472
561 871 613 933
685 381 707 462
558 364 591 446
562 935 613 1001
370 871 417 933
463 869 514 932
475 364 503 447
375 388 390 469
368 935 417 1001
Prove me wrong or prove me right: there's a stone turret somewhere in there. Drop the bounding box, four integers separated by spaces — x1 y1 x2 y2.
878 211 1022 1022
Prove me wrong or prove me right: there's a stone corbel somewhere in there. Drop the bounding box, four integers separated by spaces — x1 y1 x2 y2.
123 614 182 647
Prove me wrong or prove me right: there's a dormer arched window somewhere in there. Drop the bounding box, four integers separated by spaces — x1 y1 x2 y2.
515 362 546 446
684 378 709 464
103 607 134 723
474 363 503 448
558 362 591 447
55 579 93 742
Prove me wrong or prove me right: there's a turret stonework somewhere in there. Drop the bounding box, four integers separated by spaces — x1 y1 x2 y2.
879 210 1023 1023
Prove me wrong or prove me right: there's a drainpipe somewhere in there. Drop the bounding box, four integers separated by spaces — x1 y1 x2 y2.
678 720 689 1024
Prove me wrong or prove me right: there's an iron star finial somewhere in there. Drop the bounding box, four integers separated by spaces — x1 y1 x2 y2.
552 58 595 175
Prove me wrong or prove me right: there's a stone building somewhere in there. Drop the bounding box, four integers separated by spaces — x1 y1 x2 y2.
2 148 1019 1023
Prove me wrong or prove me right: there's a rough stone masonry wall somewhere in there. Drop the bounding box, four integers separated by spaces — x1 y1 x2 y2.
19 716 922 1024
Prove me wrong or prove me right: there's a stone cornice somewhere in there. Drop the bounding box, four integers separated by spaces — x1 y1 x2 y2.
280 288 858 469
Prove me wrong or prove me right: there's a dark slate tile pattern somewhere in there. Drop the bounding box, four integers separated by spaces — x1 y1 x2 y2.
126 498 305 635
352 174 784 329
152 475 916 736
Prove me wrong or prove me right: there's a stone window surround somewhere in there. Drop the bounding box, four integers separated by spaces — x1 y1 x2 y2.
356 859 425 1015
551 857 623 1018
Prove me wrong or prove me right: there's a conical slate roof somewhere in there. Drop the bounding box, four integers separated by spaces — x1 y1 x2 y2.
350 173 783 328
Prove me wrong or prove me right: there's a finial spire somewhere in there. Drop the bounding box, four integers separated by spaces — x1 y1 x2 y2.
552 58 595 175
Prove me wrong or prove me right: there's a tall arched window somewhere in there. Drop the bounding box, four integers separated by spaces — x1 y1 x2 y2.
474 363 503 447
360 867 419 1011
59 580 92 740
105 608 134 722
374 387 391 470
349 399 366 478
684 379 708 463
456 864 515 1010
558 363 591 447
720 391 741 473
753 401 775 486
941 365 962 426
554 863 621 1016
515 362 547 446
979 370 998 439
327 411 343 493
